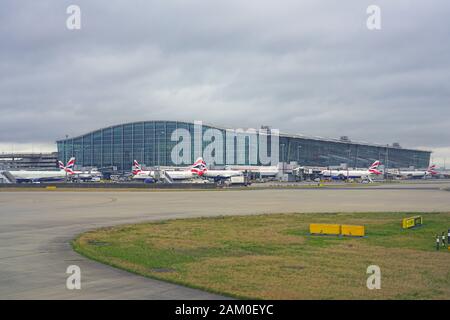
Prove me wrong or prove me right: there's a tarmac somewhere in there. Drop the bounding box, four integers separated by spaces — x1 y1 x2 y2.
1 182 449 299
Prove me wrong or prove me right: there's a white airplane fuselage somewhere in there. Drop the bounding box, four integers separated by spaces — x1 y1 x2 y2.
8 170 68 182
203 169 243 179
321 169 380 179
396 170 428 179
132 170 156 180
132 167 194 180
164 170 195 180
72 169 103 181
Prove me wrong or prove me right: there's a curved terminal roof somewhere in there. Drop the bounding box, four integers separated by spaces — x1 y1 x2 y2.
56 120 431 153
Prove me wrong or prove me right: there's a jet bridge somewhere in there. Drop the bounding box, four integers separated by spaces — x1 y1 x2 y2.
0 171 15 183
159 170 174 184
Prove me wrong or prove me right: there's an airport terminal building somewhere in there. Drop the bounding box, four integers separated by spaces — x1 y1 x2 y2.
56 120 431 171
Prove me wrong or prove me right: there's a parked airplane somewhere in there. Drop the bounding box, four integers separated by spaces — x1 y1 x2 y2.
132 160 156 180
163 157 216 180
321 160 382 180
6 158 76 183
58 157 102 181
198 158 244 181
394 165 438 179
132 159 204 180
133 158 243 181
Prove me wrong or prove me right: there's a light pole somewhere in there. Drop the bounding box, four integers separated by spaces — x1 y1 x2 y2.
347 147 351 181
384 144 389 180
280 143 285 175
65 134 69 183
297 146 302 163
157 130 164 168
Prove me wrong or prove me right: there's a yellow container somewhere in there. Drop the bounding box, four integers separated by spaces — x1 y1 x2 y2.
310 224 341 235
341 225 365 237
45 186 57 191
402 216 422 229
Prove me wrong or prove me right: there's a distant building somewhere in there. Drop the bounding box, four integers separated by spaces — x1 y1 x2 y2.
0 153 59 170
56 120 431 172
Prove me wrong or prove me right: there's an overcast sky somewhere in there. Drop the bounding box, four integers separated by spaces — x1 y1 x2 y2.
1 1 449 165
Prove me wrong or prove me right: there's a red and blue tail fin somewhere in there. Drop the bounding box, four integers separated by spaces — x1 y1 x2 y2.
190 157 207 176
427 165 438 175
132 160 142 175
58 157 75 175
368 160 382 175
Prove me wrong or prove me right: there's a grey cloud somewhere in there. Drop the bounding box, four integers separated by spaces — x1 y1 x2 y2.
0 0 449 153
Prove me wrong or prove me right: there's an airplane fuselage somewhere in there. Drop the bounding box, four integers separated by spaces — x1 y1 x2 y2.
396 170 428 178
132 170 155 180
165 170 195 180
203 170 243 179
321 169 380 179
71 170 103 181
8 170 68 183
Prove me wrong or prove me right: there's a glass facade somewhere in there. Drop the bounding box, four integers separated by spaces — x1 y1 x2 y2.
56 121 431 171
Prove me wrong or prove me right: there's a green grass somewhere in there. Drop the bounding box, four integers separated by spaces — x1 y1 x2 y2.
72 212 450 299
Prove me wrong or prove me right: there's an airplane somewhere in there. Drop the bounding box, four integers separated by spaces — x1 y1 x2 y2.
132 158 243 181
58 157 102 181
321 160 382 180
163 157 213 180
393 165 438 179
6 158 76 183
132 160 156 180
198 158 244 181
132 159 202 180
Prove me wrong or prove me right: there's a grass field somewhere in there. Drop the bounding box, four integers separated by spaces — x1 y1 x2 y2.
73 212 450 299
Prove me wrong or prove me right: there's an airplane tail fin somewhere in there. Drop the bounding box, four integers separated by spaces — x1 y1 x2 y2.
58 157 75 175
190 157 207 176
66 157 76 174
368 160 382 175
427 164 438 175
66 157 76 169
132 160 142 175
369 160 380 169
